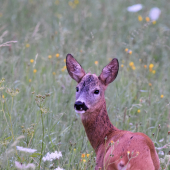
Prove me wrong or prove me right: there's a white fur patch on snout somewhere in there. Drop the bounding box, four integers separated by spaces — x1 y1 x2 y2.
75 110 85 114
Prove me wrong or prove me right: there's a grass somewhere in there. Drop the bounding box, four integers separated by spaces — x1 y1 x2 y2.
0 0 170 169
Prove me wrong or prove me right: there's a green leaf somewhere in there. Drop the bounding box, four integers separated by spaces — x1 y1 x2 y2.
5 136 12 141
29 153 42 157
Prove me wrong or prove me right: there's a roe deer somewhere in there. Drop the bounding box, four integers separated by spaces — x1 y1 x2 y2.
66 54 160 170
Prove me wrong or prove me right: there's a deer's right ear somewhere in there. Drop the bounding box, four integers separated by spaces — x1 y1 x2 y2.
66 54 85 83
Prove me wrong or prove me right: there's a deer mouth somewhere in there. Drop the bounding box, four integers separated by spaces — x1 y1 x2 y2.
74 101 88 114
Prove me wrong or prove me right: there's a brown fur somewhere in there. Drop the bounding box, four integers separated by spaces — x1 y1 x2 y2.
66 54 160 170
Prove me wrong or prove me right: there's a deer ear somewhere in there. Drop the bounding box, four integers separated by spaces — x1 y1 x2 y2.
66 54 86 83
99 58 119 86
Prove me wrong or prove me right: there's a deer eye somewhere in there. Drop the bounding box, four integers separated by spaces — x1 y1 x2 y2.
94 90 99 94
76 87 79 92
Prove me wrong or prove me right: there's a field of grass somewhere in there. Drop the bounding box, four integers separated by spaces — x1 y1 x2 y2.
0 0 170 169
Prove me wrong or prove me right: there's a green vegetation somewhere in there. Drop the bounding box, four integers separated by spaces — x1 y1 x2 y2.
0 0 170 169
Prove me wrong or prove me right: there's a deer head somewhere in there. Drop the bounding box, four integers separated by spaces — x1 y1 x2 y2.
66 54 119 114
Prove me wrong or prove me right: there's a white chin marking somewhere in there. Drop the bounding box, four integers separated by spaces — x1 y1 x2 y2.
75 110 85 114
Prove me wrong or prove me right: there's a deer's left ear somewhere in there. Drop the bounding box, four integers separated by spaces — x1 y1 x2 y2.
99 58 119 86
66 54 86 83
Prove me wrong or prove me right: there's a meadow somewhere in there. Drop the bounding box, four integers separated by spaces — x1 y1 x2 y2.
0 0 170 169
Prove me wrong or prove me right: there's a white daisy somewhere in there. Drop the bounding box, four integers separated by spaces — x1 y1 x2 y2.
15 161 35 170
16 146 37 153
149 7 161 21
127 4 143 12
54 167 64 170
42 151 62 162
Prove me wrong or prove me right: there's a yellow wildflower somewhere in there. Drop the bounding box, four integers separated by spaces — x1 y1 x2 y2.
138 15 143 21
83 159 86 163
68 1 73 6
86 154 90 158
132 66 136 70
74 148 76 151
125 48 128 52
64 59 66 62
29 79 32 82
149 64 154 68
127 151 130 155
152 70 156 74
2 95 4 99
149 64 154 71
149 83 152 86
53 72 56 75
121 64 124 68
152 21 156 24
137 109 140 113
129 62 134 67
30 59 34 63
145 17 150 22
26 43 30 48
55 0 59 5
61 66 66 72
74 0 79 4
68 1 76 8
56 53 60 57
81 153 85 158
160 95 164 98
33 69 37 73
48 55 52 59
95 61 98 65
128 50 132 55
144 65 147 68
61 66 66 71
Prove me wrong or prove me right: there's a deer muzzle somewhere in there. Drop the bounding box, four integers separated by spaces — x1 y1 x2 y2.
74 101 88 113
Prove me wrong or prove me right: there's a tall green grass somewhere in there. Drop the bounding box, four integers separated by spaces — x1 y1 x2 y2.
0 0 170 169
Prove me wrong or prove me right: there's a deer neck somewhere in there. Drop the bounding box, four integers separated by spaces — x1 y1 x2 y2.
81 100 119 152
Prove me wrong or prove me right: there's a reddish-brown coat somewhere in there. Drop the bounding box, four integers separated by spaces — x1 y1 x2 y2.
81 101 160 170
66 54 160 170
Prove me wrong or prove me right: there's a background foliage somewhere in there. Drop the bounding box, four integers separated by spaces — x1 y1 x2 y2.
0 0 170 169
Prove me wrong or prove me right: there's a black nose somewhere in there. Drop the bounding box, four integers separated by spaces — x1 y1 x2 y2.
74 101 88 111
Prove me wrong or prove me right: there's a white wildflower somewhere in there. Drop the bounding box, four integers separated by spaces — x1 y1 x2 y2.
164 155 170 162
127 4 143 12
158 151 164 156
159 138 164 143
149 7 161 21
42 151 62 162
16 146 37 153
159 158 165 164
54 167 64 170
15 161 35 170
